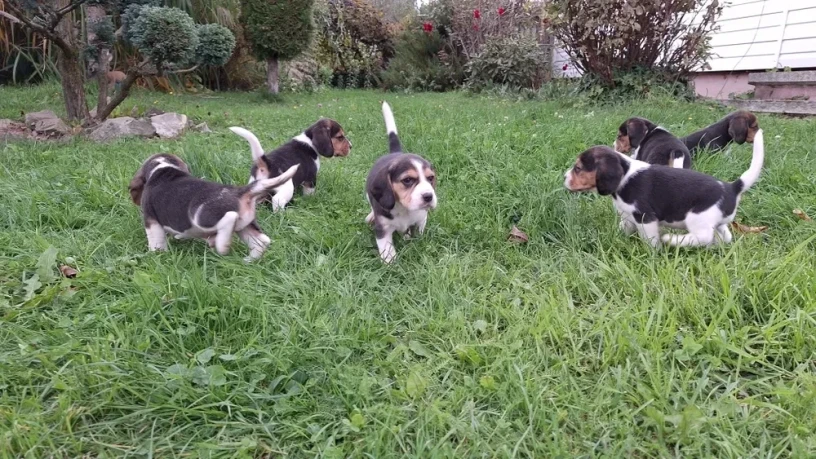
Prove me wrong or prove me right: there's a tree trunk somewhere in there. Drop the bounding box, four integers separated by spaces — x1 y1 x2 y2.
86 4 112 120
266 56 279 94
56 0 89 122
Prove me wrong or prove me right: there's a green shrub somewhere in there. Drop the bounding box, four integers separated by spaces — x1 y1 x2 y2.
129 6 198 67
548 0 722 88
240 0 315 62
381 26 464 91
314 0 392 89
465 36 548 91
195 23 236 67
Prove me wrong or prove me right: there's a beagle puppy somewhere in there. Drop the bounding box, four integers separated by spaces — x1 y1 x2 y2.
564 129 764 248
229 118 351 211
682 110 760 155
365 101 437 263
129 153 298 261
615 117 692 169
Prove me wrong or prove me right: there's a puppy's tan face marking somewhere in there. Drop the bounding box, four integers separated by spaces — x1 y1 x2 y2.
392 168 421 208
332 128 351 157
615 132 631 153
564 158 597 192
745 113 759 143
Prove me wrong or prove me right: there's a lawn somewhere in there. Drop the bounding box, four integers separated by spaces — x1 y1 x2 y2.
1 83 816 457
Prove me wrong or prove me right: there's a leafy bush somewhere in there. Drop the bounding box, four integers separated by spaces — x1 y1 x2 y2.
129 7 198 67
547 0 722 87
381 26 464 91
465 36 548 91
196 23 237 67
240 0 315 61
383 0 548 92
314 0 392 89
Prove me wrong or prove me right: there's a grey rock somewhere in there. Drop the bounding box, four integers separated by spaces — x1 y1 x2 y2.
151 112 188 139
194 122 212 133
33 117 71 137
89 117 156 142
24 110 59 128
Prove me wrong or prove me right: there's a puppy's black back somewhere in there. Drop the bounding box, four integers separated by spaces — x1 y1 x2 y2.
143 169 242 230
618 167 735 222
253 141 318 188
641 130 691 168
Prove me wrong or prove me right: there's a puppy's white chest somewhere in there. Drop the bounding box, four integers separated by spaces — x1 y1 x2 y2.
389 208 427 233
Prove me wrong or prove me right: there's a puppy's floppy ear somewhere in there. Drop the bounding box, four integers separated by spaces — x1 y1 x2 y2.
307 120 334 157
371 167 395 210
626 119 648 148
129 168 147 206
596 154 625 196
728 115 749 143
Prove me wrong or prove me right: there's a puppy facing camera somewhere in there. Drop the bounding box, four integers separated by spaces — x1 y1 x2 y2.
365 101 438 263
129 153 298 262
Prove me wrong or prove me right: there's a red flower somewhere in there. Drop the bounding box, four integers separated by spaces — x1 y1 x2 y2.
498 7 506 16
473 23 480 31
422 22 433 33
562 64 569 71
473 9 481 19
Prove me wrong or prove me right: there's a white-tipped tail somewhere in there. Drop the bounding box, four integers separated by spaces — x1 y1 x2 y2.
739 129 764 191
382 101 397 135
248 164 299 196
229 126 266 162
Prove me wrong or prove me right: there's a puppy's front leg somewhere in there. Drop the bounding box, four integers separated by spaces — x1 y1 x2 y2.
238 221 271 262
374 224 396 263
145 221 167 251
636 220 661 248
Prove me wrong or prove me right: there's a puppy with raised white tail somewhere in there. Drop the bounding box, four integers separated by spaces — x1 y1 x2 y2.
564 129 765 248
365 101 438 263
129 154 298 262
229 118 351 211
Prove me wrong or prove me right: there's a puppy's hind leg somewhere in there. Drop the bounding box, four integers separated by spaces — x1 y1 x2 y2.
213 211 239 255
146 221 167 251
238 221 271 262
271 179 295 212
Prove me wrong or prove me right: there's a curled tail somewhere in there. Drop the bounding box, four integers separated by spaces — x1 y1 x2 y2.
382 101 402 153
229 126 266 162
733 129 764 194
243 164 299 198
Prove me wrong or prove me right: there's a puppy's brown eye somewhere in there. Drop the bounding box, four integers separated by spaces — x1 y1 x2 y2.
573 166 581 173
427 175 435 183
337 135 345 140
401 177 415 187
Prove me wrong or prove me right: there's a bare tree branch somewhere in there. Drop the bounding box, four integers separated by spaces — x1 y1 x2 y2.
3 1 75 54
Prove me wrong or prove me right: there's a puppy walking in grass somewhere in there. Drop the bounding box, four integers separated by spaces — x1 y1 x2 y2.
365 101 438 263
565 129 765 248
129 154 298 262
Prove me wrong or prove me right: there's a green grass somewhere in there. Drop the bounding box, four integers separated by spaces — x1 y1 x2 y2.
1 83 816 457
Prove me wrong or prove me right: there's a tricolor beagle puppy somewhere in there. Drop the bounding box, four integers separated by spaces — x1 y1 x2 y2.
615 117 692 169
365 101 438 263
682 110 760 156
565 130 764 248
129 153 298 261
229 118 351 211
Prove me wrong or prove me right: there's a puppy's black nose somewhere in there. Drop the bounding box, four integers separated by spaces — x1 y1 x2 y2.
422 193 433 203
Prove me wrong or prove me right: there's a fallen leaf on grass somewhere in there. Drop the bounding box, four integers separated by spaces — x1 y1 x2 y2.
731 222 768 234
793 209 812 221
508 226 529 243
59 265 78 278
